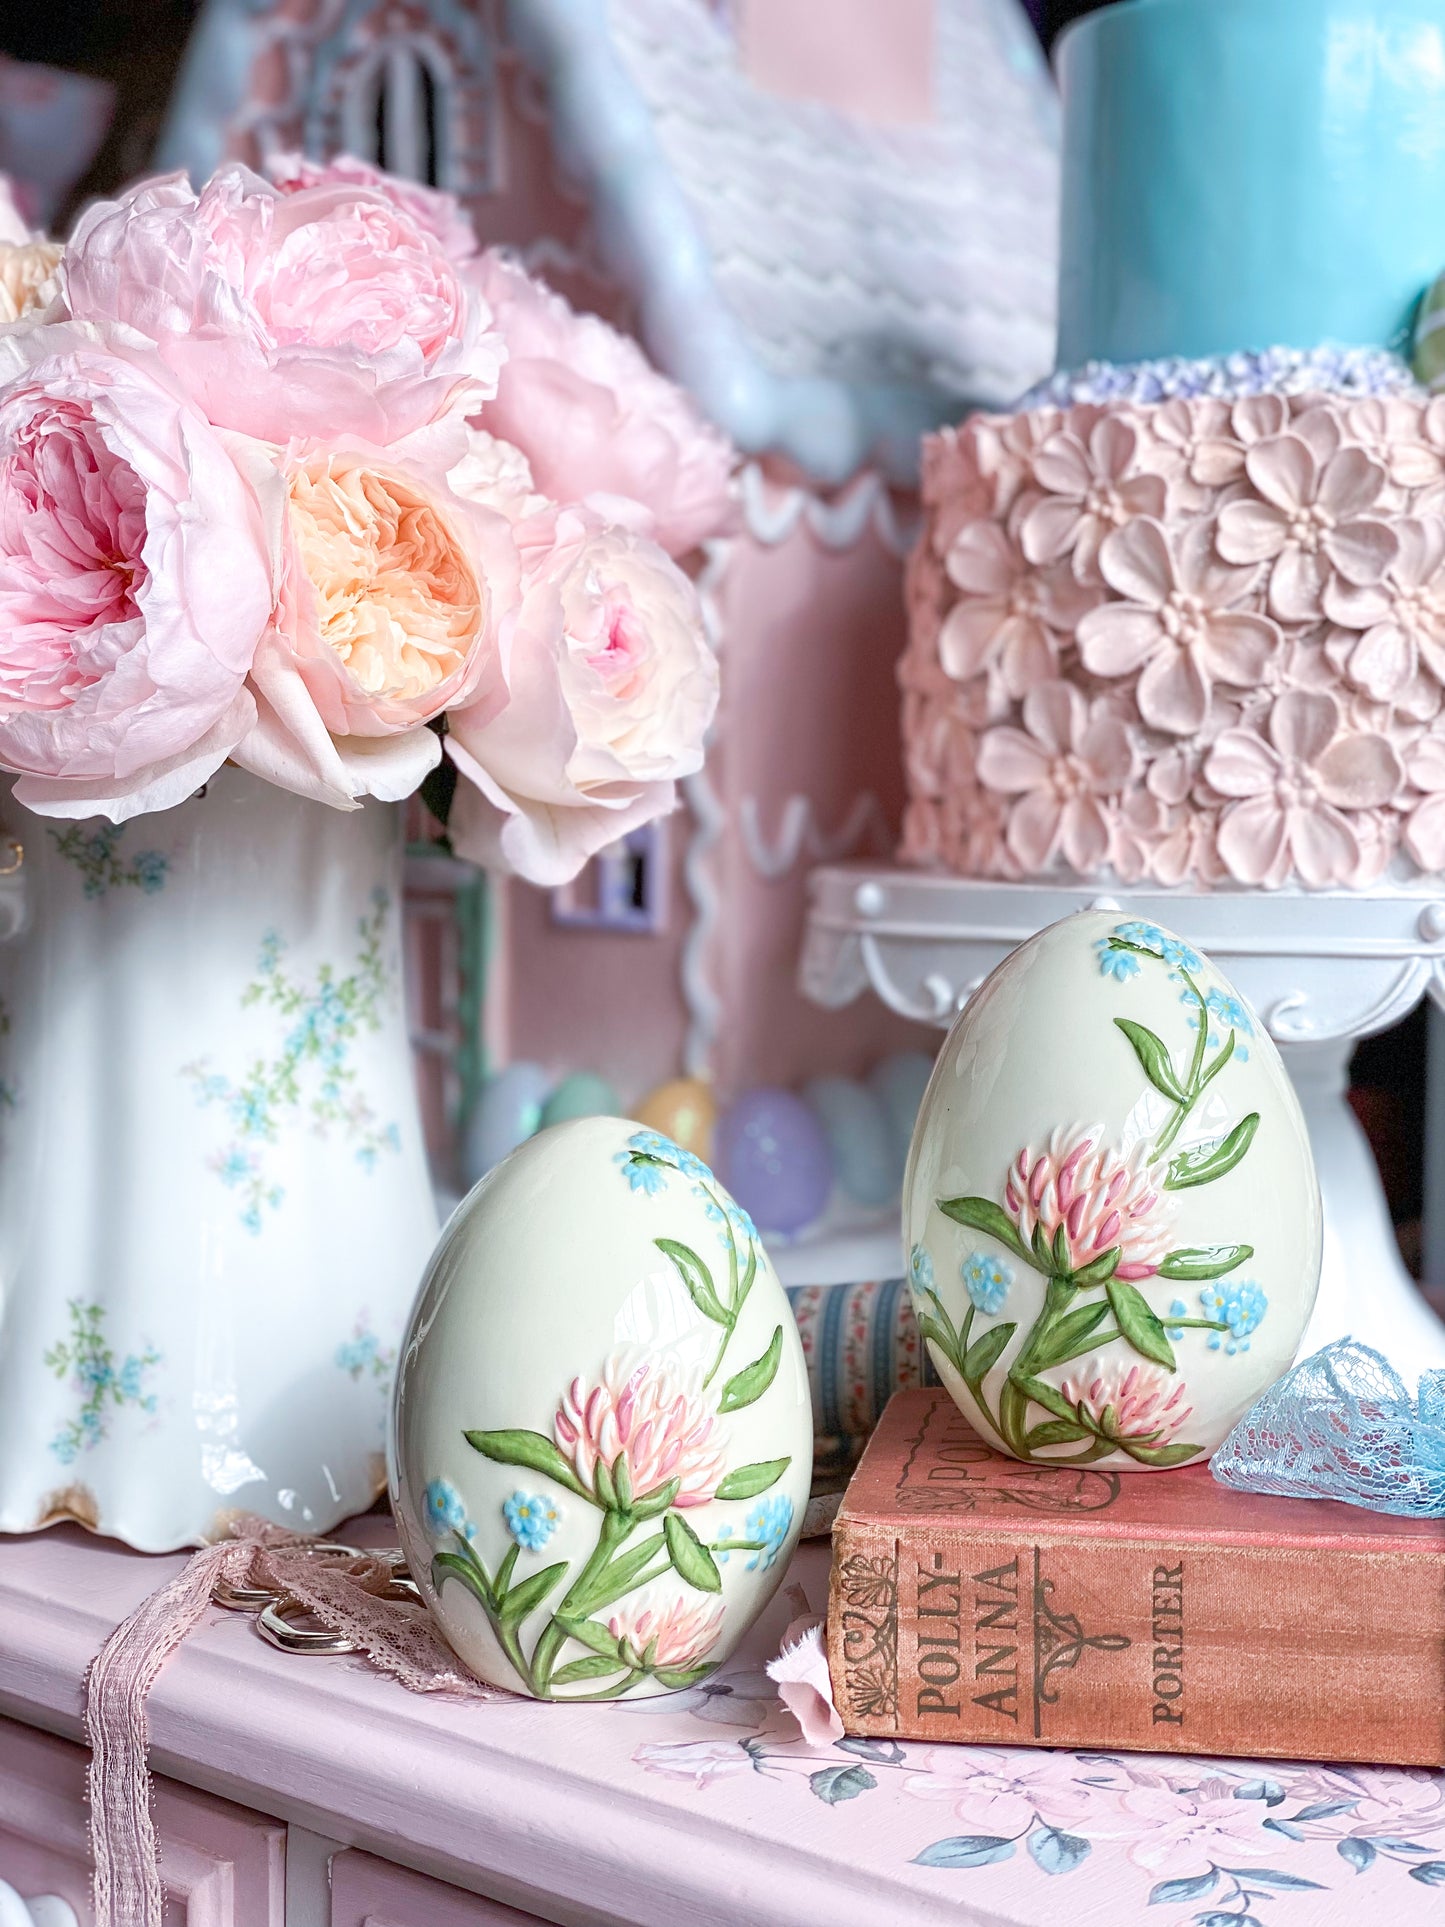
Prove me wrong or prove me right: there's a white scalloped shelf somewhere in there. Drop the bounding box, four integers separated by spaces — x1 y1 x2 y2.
800 864 1445 1046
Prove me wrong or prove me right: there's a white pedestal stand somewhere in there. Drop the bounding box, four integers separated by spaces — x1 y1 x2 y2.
801 866 1445 1381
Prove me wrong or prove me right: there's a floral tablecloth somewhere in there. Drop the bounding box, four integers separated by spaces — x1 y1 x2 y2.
617 1546 1445 1926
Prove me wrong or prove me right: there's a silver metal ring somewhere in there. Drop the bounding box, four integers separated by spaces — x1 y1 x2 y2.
213 1576 283 1612
256 1595 360 1655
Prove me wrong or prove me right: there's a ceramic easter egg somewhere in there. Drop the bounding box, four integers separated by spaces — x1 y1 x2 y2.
634 1076 718 1161
803 1076 898 1208
540 1071 619 1128
904 912 1320 1470
392 1116 812 1700
868 1050 935 1163
463 1062 551 1182
715 1088 833 1235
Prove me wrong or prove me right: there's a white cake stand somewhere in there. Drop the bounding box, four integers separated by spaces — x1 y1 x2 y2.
801 865 1445 1381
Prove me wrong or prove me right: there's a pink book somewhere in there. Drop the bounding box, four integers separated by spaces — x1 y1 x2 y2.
828 1390 1445 1765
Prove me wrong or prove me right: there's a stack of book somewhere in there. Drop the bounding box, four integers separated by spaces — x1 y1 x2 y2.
828 1390 1445 1766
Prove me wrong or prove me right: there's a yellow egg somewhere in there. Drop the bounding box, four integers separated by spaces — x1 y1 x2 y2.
634 1077 717 1162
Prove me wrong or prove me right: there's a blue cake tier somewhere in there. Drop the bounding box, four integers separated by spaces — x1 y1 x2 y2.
1056 0 1445 371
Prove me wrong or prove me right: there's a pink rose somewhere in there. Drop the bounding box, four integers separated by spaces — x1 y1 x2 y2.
0 323 269 819
227 422 521 811
469 251 735 558
63 164 501 446
446 506 718 885
265 152 478 261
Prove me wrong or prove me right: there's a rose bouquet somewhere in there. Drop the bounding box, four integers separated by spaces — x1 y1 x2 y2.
0 156 735 886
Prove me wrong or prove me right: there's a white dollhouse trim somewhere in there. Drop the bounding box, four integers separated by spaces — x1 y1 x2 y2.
506 0 1058 485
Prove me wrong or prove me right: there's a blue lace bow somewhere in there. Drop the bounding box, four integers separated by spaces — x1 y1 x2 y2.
1211 1340 1445 1518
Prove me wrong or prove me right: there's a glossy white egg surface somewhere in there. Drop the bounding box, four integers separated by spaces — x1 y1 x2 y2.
391 1116 812 1700
904 912 1321 1470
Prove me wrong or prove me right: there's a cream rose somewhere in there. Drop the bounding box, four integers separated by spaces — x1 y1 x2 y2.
445 507 718 885
0 178 62 325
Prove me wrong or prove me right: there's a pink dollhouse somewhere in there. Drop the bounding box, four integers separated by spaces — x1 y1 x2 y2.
155 0 1060 1146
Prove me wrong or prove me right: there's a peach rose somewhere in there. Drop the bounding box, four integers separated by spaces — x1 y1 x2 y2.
446 505 717 884
0 323 269 819
63 164 501 447
230 425 520 810
470 251 735 558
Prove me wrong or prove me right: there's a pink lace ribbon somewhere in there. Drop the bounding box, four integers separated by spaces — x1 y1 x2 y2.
84 1517 505 1927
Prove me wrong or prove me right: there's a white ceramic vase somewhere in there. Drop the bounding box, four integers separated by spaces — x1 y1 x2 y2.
0 767 439 1551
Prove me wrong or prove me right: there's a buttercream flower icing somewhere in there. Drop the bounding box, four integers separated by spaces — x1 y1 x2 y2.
901 388 1445 893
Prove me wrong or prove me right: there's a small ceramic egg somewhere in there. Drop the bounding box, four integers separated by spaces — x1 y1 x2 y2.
540 1071 619 1128
904 911 1321 1470
464 1062 551 1182
391 1115 812 1700
803 1076 898 1208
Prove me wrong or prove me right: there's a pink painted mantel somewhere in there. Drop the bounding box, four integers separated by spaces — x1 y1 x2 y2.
1 1519 1444 1927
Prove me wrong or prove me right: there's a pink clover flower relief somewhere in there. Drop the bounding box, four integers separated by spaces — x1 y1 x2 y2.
426 1192 793 1700
910 925 1264 1467
0 156 733 882
554 1354 726 1511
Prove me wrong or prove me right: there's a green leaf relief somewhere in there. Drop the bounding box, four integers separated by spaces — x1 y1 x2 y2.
653 1662 719 1691
916 1313 962 1374
558 1617 623 1658
716 1457 791 1501
718 1326 783 1413
664 1512 722 1593
551 1653 629 1687
1114 1018 1187 1103
462 1429 589 1500
498 1561 569 1626
1035 1299 1111 1368
1068 1247 1121 1290
1024 1418 1093 1451
593 1456 618 1511
1157 1244 1254 1281
1105 1280 1177 1371
961 1321 1016 1385
1051 1223 1071 1273
936 1196 1032 1266
630 1477 682 1522
654 1238 731 1326
1117 1440 1202 1468
1199 1032 1236 1095
1165 1113 1260 1191
432 1550 492 1612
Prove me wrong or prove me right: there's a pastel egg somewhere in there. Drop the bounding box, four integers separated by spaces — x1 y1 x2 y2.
540 1072 620 1128
868 1050 935 1159
803 1076 898 1208
634 1076 718 1162
715 1088 833 1236
904 911 1320 1470
463 1062 551 1183
391 1116 812 1699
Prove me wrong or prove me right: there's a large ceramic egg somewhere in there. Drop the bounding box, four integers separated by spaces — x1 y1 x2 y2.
391 1116 812 1699
904 912 1320 1469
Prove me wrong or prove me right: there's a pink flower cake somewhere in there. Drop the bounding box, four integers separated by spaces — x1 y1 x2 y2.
899 0 1445 893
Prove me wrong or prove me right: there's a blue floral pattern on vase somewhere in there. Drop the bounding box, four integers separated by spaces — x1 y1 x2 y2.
50 824 169 899
45 1298 161 1463
184 890 401 1232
